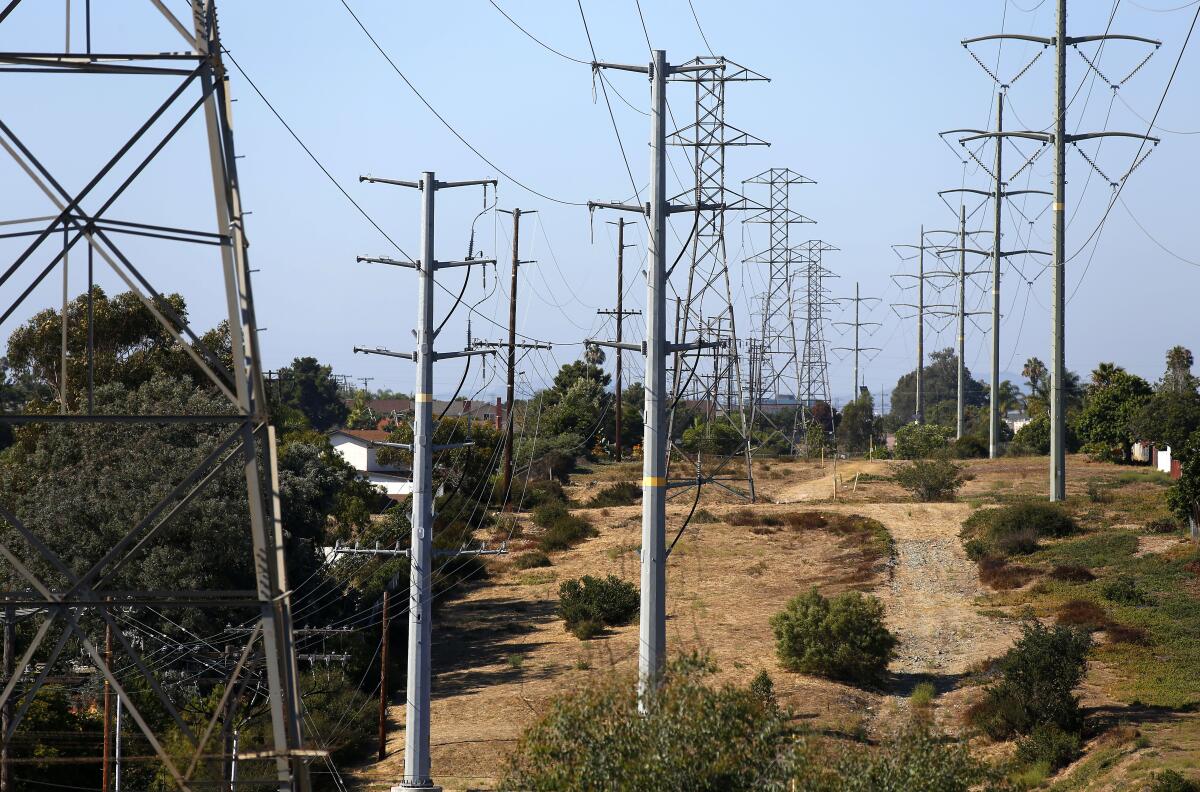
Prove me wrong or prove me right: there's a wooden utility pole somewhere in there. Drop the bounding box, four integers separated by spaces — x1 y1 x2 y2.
597 218 641 462
497 208 538 503
378 589 390 762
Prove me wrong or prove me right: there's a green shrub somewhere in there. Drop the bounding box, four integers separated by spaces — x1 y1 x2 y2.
969 620 1091 739
894 422 954 459
911 681 936 709
992 501 1077 539
557 574 638 638
893 458 968 502
534 503 597 552
994 526 1039 556
749 670 777 709
521 478 569 508
1049 564 1095 582
511 550 551 570
1150 769 1200 792
770 588 897 687
503 656 791 791
586 481 641 508
1101 574 1150 606
953 434 988 459
819 723 1000 792
1015 723 1081 771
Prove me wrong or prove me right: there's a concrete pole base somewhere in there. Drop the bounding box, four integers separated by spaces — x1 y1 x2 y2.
392 786 442 792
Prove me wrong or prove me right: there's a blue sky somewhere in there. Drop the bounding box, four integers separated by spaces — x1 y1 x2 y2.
1 1 1197 407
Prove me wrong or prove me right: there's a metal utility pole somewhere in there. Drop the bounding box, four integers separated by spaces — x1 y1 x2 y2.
960 0 1159 498
596 218 641 462
892 228 953 425
356 171 496 790
378 589 389 763
589 50 720 702
114 696 122 792
0 6 311 788
832 282 881 402
991 94 1004 457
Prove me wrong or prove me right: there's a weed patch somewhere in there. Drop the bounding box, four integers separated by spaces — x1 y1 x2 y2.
585 481 641 508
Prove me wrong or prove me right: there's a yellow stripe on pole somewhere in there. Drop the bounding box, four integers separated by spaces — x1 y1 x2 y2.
1052 202 1065 211
415 393 432 403
642 476 666 487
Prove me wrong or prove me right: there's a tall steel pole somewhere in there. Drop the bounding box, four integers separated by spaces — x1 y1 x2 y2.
102 617 112 792
615 218 626 462
1050 0 1067 501
916 225 925 424
641 48 669 704
990 93 1004 459
956 204 967 440
406 171 437 789
501 209 521 501
853 281 860 398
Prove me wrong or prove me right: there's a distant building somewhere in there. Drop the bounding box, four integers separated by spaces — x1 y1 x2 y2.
1005 410 1032 435
328 429 413 498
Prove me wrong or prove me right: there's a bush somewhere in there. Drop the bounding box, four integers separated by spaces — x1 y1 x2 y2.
770 588 897 687
1087 479 1115 503
557 574 638 638
511 550 551 570
911 681 936 709
963 501 1076 559
504 656 791 791
1101 574 1150 606
894 422 954 459
1015 723 1081 771
893 458 968 502
534 503 597 552
749 670 777 709
953 434 988 459
977 556 1039 590
521 478 569 509
969 620 1091 739
818 723 1000 792
1150 770 1200 792
585 481 641 508
1050 564 1095 583
1055 599 1109 631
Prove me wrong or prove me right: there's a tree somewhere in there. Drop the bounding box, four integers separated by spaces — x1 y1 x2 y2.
345 389 379 430
1071 370 1152 463
1167 428 1200 529
1090 362 1124 389
273 356 349 431
1129 390 1200 453
889 348 986 425
1160 345 1198 395
997 380 1023 414
1023 357 1047 400
5 287 233 409
836 391 877 453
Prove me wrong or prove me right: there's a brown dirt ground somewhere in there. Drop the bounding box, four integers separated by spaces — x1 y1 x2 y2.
344 455 1199 791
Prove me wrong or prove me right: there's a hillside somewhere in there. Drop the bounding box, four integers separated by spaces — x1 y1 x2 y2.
346 455 1200 791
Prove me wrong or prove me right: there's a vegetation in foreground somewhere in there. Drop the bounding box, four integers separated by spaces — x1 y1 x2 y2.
504 654 1005 792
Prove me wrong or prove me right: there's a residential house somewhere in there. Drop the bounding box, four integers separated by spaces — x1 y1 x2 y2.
328 429 413 498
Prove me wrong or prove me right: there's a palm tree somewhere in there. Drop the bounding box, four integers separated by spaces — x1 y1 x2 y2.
1090 362 1124 389
997 380 1023 414
1022 357 1047 401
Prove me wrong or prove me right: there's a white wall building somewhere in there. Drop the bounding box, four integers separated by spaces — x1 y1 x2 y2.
329 429 413 498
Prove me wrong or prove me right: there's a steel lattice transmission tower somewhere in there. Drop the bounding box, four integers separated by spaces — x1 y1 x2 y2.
0 3 308 789
667 57 767 500
795 239 839 415
742 169 814 446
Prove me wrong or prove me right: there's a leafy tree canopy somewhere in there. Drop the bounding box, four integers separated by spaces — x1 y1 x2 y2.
1071 369 1152 462
272 356 349 432
890 348 986 424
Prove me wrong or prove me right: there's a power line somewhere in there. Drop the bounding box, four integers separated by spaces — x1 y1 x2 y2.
338 0 587 207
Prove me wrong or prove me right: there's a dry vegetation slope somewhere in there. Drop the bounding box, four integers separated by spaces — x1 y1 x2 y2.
347 456 1199 791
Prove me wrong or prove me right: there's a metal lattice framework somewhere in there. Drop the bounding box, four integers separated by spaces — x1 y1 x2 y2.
0 3 308 789
795 239 838 412
666 57 767 498
742 168 816 446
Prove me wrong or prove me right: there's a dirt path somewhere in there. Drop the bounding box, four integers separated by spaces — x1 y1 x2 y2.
872 503 1019 682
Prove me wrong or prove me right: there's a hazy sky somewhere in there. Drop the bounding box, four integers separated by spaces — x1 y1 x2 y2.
1 1 1197 408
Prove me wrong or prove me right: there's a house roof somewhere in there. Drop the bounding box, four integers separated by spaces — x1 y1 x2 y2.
330 429 391 444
